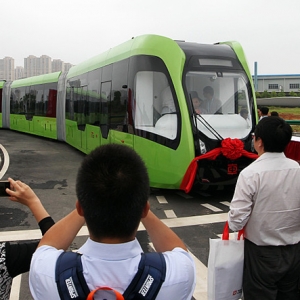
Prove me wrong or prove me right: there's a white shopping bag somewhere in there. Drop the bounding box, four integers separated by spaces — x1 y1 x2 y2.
207 221 244 300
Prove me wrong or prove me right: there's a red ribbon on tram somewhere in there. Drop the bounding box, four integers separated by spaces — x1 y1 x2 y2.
180 138 258 193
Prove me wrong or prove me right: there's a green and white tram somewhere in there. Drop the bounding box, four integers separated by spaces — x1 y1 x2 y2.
1 35 258 191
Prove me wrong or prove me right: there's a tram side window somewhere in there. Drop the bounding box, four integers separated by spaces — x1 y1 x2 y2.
74 85 88 128
110 59 129 132
27 86 37 120
67 75 88 128
10 87 26 114
134 71 177 140
10 88 16 114
66 78 82 123
87 69 101 125
34 84 45 117
65 83 73 120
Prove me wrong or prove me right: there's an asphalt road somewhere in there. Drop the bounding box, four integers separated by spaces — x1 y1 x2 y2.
0 129 234 300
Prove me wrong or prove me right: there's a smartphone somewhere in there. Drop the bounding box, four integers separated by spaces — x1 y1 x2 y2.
0 180 10 197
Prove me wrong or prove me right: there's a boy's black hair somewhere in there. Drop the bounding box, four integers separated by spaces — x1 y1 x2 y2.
76 144 149 239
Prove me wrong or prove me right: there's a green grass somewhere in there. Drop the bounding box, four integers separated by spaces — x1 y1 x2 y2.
268 106 300 115
267 106 300 132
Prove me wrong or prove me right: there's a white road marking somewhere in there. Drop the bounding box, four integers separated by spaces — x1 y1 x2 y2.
156 196 168 204
0 144 10 180
220 201 231 207
164 209 177 218
0 213 229 241
201 203 222 212
189 251 208 300
9 274 21 300
0 229 42 242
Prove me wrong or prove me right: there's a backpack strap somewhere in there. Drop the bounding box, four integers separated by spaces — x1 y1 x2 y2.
55 251 90 300
55 251 166 300
123 252 166 300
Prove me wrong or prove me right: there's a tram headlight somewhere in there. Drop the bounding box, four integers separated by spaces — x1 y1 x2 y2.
199 139 207 154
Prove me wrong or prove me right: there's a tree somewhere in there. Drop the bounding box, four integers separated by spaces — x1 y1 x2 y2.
271 91 277 97
289 91 297 96
261 90 271 98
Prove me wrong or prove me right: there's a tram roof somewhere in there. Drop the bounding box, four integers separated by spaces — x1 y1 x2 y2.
176 41 236 60
67 34 184 78
10 72 61 88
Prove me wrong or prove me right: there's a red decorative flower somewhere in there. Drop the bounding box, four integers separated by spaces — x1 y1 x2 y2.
221 138 244 160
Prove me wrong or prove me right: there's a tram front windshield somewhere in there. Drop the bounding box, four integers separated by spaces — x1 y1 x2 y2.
185 71 252 140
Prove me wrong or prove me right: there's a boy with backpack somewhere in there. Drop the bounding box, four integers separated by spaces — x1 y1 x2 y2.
29 144 196 299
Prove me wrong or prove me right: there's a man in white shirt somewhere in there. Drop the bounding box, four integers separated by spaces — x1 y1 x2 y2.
29 144 196 300
228 116 300 300
202 86 222 114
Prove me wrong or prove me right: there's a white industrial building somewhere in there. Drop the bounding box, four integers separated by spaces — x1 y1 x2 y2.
253 74 300 93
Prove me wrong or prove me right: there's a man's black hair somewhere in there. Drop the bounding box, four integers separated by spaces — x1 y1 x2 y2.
76 144 150 239
203 86 214 96
260 106 269 115
254 117 292 152
270 111 279 117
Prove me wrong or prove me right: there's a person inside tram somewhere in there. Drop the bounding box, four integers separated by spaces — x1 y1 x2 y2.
202 86 222 114
160 86 176 115
190 91 206 114
240 108 249 120
0 178 55 300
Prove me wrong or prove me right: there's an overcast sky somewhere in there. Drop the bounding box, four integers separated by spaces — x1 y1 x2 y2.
1 0 299 75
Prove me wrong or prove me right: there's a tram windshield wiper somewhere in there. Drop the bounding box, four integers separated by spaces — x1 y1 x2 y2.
194 113 223 141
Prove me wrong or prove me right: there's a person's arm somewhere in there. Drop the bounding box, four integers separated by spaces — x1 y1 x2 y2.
141 210 187 252
228 174 254 231
4 178 55 278
6 178 50 223
38 209 85 250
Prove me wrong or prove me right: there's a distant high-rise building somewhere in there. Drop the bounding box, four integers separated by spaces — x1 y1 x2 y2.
52 59 64 72
15 66 24 79
6 55 74 79
24 55 52 77
39 55 52 75
24 55 38 77
0 57 15 81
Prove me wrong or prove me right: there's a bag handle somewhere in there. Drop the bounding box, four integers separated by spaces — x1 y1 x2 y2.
222 221 244 240
87 286 124 300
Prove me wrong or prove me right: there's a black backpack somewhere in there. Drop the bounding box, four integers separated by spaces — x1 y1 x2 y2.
55 251 166 300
